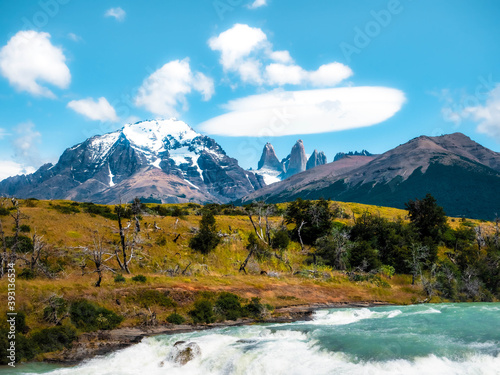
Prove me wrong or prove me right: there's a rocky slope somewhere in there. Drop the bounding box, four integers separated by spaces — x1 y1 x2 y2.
0 119 265 204
241 133 500 220
306 150 327 170
254 140 327 184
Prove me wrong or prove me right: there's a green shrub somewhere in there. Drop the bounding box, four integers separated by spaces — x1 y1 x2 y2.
127 290 176 308
156 236 167 246
166 313 186 325
43 297 68 324
81 202 117 220
189 211 220 254
132 274 147 283
25 198 38 207
69 300 123 331
215 292 243 321
51 204 80 214
271 230 290 250
244 297 266 319
0 329 36 363
19 224 31 233
18 268 36 280
0 207 10 216
189 299 215 324
31 325 77 353
114 274 126 283
5 235 33 253
379 265 396 279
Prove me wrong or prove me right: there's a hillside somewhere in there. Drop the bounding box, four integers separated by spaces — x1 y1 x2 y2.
0 197 498 363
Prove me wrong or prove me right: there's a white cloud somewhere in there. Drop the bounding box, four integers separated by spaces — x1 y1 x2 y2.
265 62 353 87
265 64 305 85
308 63 353 87
12 121 42 167
0 161 36 181
0 30 71 98
0 128 8 139
134 58 214 117
67 97 119 122
464 84 500 141
270 50 293 64
105 7 126 22
209 24 352 87
247 0 267 9
67 33 82 42
209 24 268 84
199 86 406 137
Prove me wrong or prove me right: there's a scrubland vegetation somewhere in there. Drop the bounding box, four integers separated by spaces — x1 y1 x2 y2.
0 195 498 363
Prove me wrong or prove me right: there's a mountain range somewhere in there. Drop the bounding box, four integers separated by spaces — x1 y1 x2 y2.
0 120 499 219
254 140 328 183
240 133 500 220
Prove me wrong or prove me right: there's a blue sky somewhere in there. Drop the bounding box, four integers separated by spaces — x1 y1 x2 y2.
1 0 500 179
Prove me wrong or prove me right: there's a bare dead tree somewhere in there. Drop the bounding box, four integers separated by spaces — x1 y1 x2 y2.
406 244 429 285
246 202 275 245
474 225 485 254
239 245 255 274
114 203 136 274
84 231 117 287
153 221 161 232
43 294 68 325
297 220 306 251
27 231 45 272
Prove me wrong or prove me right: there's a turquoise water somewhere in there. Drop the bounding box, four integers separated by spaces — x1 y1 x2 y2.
4 303 500 374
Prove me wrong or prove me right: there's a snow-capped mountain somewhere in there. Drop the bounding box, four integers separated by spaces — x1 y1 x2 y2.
0 119 265 204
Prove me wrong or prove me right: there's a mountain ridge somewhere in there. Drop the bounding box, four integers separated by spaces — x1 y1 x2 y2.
0 119 264 204
240 133 500 220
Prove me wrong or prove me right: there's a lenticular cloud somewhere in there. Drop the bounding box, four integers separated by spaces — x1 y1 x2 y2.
199 86 406 137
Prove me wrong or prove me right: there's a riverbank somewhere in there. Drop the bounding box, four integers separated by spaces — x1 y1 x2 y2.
43 301 392 364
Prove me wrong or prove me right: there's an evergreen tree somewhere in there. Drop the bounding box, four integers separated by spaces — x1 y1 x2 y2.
189 210 220 254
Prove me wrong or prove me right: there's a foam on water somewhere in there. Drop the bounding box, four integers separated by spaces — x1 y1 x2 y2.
14 303 500 375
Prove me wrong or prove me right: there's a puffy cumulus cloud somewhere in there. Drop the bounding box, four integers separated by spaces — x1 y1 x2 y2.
247 0 268 9
308 63 353 87
265 62 353 87
199 87 406 137
67 97 119 122
269 50 293 64
0 161 36 181
209 24 352 87
208 24 268 84
134 58 214 117
464 84 500 141
105 7 126 22
0 30 71 98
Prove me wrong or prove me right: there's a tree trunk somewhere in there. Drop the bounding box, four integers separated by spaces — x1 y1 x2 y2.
95 270 102 287
239 246 255 274
116 211 130 274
